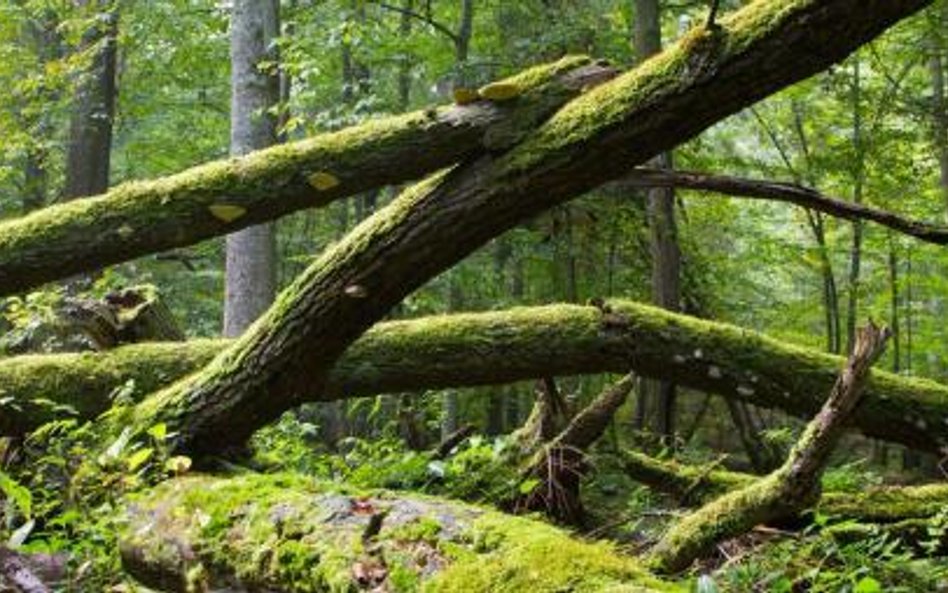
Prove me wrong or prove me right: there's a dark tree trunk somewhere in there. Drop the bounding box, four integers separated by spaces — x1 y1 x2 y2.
64 0 117 201
635 0 681 447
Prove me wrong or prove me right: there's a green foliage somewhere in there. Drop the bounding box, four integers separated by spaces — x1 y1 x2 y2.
0 416 191 588
709 517 948 592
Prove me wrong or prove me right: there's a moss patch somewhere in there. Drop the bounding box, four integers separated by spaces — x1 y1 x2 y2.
120 472 679 592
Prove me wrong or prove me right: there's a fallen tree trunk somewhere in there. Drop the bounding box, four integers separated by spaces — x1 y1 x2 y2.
114 0 931 458
5 301 948 454
619 449 948 523
117 472 676 592
0 56 608 297
648 322 890 573
624 168 948 245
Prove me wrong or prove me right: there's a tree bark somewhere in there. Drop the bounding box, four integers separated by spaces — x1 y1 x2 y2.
0 56 605 296
89 0 940 458
224 0 280 337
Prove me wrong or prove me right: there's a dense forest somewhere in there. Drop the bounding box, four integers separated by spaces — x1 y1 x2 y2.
1 0 948 590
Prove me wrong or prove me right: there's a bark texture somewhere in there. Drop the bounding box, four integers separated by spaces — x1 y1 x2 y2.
634 0 681 443
64 1 117 201
0 56 606 296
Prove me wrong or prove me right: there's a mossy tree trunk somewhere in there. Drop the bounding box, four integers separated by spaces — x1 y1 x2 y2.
0 56 606 297
619 448 948 523
5 300 948 455
109 0 931 459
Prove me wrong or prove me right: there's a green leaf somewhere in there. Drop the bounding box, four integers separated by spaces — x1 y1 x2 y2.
854 577 882 593
165 456 192 475
518 478 540 495
126 447 155 472
146 422 167 442
0 470 31 519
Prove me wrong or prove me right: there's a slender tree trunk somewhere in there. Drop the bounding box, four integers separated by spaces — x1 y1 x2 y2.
845 58 865 354
64 0 117 201
20 10 61 213
224 0 280 337
635 0 681 446
806 211 842 353
397 0 414 110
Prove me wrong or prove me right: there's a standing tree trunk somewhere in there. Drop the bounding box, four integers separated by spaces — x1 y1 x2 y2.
224 0 280 337
64 0 117 202
634 0 681 446
20 9 61 213
845 57 865 354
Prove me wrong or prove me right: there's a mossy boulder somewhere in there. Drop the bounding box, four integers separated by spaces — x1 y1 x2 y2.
120 472 680 592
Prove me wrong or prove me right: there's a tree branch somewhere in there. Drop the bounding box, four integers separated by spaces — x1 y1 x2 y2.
369 1 459 45
623 168 948 245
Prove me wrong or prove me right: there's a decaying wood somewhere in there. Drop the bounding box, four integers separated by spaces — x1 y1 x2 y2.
61 285 184 350
434 424 476 459
648 322 891 573
0 547 52 593
516 373 635 523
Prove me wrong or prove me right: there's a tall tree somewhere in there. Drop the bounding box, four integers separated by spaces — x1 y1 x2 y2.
634 0 681 445
223 0 280 337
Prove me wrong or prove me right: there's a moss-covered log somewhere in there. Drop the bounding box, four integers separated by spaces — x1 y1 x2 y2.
118 472 679 592
115 0 931 458
648 323 890 573
0 56 611 297
5 300 948 455
618 449 948 523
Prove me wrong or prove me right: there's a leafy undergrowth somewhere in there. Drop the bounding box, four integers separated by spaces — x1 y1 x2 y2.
0 413 946 591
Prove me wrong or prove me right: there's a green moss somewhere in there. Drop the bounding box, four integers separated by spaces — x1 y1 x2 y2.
501 0 816 173
430 513 678 592
121 473 678 592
